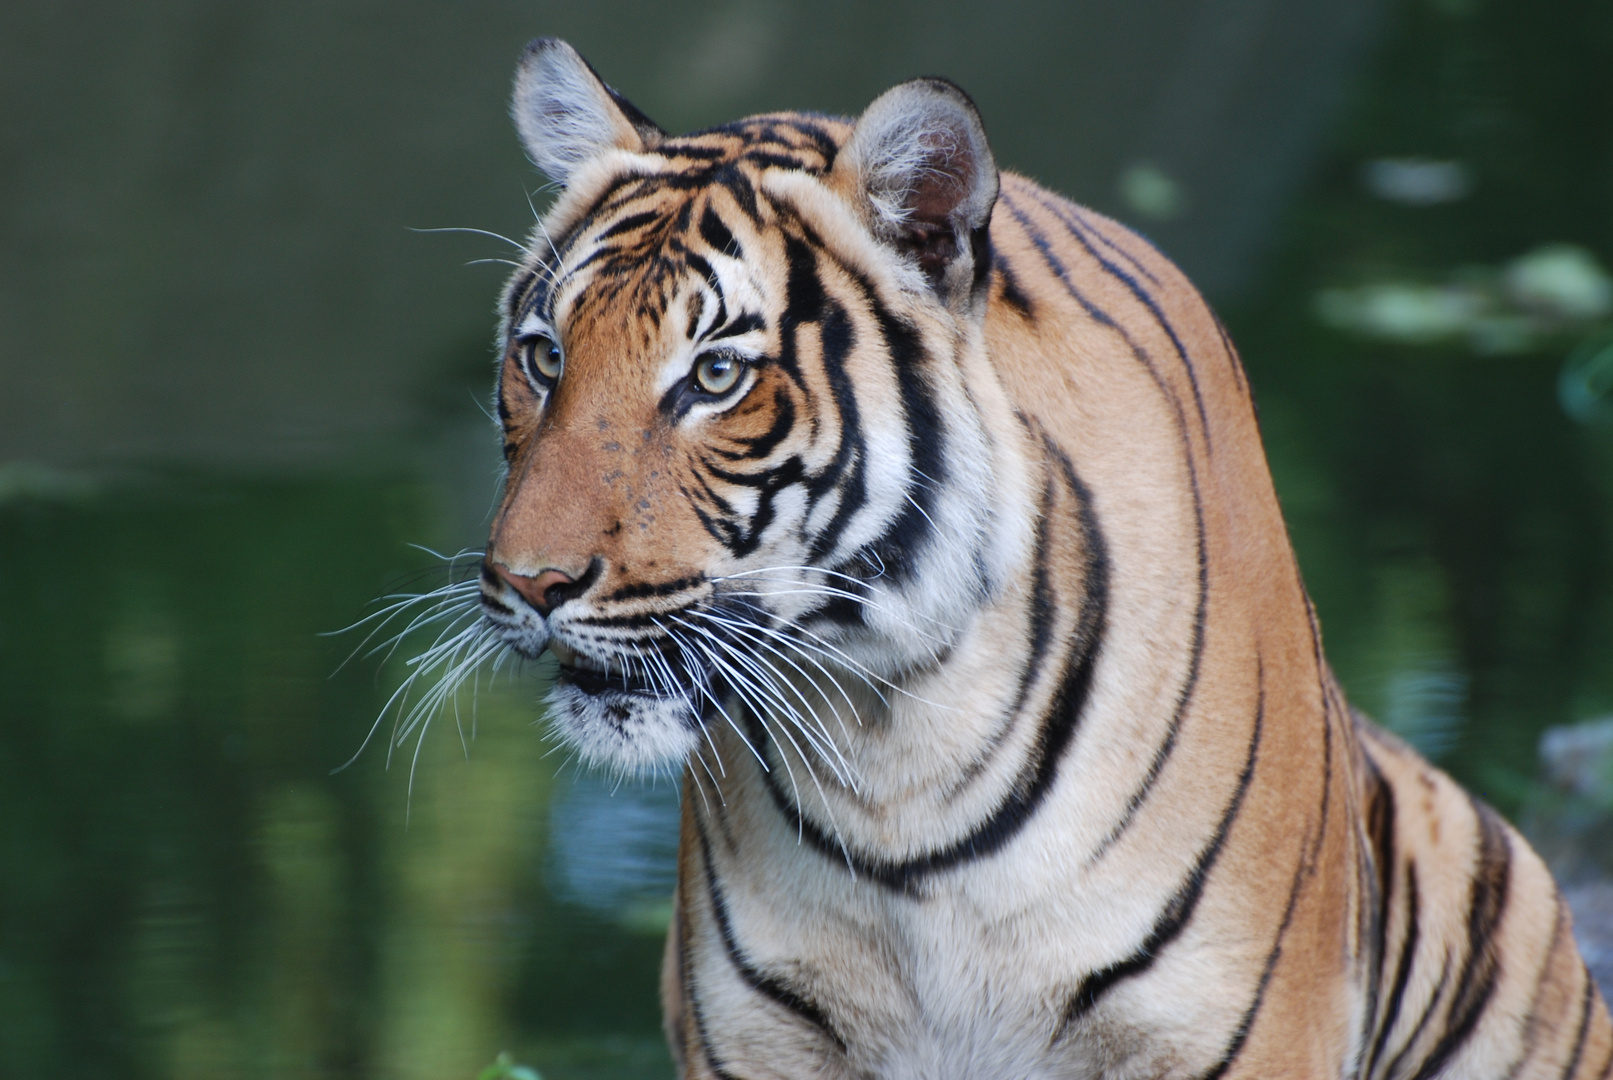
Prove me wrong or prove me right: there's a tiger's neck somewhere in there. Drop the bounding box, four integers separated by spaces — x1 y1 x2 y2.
694 430 1124 890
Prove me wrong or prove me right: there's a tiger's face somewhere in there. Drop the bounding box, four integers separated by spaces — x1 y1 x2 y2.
478 41 1020 773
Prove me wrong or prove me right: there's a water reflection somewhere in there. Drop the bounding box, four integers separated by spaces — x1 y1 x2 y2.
1359 555 1468 759
1561 340 1613 426
1314 244 1613 353
1361 157 1472 207
549 776 681 936
0 473 676 1078
372 683 549 1080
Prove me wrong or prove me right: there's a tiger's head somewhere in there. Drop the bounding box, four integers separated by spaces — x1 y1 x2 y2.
479 39 1034 774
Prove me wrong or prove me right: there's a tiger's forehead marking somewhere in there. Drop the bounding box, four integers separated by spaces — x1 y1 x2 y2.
515 118 838 364
506 114 849 327
571 240 773 400
550 202 768 351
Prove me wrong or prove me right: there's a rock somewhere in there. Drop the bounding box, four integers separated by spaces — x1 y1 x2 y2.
1565 880 1613 1001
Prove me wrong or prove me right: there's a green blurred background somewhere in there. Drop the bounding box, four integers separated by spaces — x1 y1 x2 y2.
3 1 1613 1076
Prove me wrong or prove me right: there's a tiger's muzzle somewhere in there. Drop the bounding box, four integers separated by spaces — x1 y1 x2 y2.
478 554 714 772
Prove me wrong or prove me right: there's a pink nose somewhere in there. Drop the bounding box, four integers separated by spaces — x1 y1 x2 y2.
493 565 575 615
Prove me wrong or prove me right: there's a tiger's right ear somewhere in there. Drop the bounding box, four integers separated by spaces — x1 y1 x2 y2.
511 38 665 186
835 78 998 302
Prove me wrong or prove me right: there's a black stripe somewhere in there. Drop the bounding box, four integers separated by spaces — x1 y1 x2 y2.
711 389 795 461
1384 952 1453 1080
861 297 945 584
1010 466 1058 719
1498 898 1570 1080
1366 862 1422 1079
742 150 813 172
1058 658 1265 1034
1002 188 1208 857
1197 835 1307 1080
993 252 1035 317
690 467 737 516
1302 603 1337 878
684 250 717 289
1210 309 1249 396
699 455 806 557
709 311 765 341
1000 193 1137 352
703 455 802 489
717 165 760 221
1594 1031 1613 1080
1035 191 1212 452
1068 206 1161 286
1360 751 1398 1067
686 986 744 1080
805 302 868 563
669 882 691 1073
676 834 746 1080
773 233 821 392
605 575 706 602
572 611 659 629
568 240 629 278
656 142 730 161
692 503 739 551
969 220 993 295
1083 448 1206 861
548 176 659 265
1317 689 1338 878
772 116 840 164
504 267 539 321
1561 967 1597 1080
761 444 1108 892
942 452 1057 803
1405 800 1513 1080
597 209 662 239
695 820 846 1049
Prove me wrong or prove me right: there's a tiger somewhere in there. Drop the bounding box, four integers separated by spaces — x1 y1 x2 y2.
471 37 1612 1079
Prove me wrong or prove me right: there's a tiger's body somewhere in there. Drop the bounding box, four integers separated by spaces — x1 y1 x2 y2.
474 39 1612 1078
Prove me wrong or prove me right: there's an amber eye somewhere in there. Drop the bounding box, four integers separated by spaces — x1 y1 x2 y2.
694 352 744 395
522 335 563 383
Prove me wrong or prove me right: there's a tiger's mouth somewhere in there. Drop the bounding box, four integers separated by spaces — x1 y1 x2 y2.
542 633 708 772
548 638 690 699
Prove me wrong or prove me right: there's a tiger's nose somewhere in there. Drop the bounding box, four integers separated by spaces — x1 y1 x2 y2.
491 564 576 616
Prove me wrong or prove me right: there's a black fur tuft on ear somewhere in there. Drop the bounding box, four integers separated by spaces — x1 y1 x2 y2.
838 78 999 301
511 38 665 186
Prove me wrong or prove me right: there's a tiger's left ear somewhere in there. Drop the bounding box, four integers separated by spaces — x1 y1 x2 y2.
511 38 665 187
836 78 999 304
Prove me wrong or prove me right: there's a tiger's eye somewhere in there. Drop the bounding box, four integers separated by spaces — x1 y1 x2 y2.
524 336 563 381
695 353 743 395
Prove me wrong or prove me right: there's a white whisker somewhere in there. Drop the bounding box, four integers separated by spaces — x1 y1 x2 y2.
676 618 824 750
674 617 853 791
715 586 955 650
654 622 731 784
409 225 532 254
329 546 510 820
691 609 866 737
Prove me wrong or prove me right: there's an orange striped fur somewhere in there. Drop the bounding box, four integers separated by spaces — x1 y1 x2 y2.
472 39 1611 1079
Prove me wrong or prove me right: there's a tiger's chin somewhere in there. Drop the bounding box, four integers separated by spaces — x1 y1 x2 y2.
545 670 702 776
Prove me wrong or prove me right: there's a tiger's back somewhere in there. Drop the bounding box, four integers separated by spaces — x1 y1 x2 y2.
475 39 1611 1078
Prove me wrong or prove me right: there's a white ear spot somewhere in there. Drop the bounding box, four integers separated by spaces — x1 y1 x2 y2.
837 79 999 294
511 38 664 186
